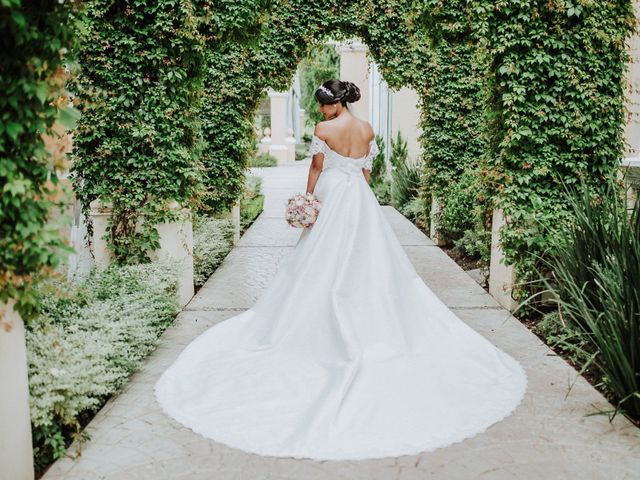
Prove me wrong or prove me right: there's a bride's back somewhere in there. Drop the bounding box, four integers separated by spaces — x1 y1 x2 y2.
319 114 374 159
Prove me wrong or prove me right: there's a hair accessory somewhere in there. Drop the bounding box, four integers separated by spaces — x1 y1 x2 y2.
318 85 334 97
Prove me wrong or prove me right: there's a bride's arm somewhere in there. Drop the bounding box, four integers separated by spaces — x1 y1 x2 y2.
306 154 324 194
306 125 327 194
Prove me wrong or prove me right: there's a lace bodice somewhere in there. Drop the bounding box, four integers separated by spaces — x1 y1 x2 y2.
309 134 380 172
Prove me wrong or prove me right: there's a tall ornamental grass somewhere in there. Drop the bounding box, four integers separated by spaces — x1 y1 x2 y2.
390 132 421 210
537 178 639 418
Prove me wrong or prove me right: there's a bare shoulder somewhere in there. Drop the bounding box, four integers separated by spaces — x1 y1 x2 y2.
320 118 372 137
355 118 374 140
313 122 329 141
351 117 375 141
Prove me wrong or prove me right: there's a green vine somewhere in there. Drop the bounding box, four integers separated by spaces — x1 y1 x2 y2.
417 1 489 245
473 0 637 305
6 0 635 316
0 0 80 320
71 0 206 263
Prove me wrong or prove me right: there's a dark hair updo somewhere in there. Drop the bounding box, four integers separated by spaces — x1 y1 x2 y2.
314 79 362 106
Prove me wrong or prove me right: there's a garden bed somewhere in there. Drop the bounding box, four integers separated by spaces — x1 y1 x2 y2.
32 172 266 476
29 261 182 477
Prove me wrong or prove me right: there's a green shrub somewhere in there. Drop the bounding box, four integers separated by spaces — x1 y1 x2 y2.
26 262 181 471
534 178 640 418
438 169 485 240
388 132 421 211
388 131 408 169
244 174 263 199
453 227 491 265
391 161 421 211
295 144 308 160
369 134 387 185
241 195 265 230
372 177 392 206
192 216 235 288
534 311 591 369
240 173 264 230
399 196 427 225
249 152 278 167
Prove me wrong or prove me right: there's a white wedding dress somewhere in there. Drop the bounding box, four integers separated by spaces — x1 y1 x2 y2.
154 134 527 460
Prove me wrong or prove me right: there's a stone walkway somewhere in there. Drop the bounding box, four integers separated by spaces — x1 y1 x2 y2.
43 160 640 479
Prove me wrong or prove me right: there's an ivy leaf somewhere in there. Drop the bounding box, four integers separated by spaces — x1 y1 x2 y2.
6 122 24 140
518 127 533 138
11 10 26 29
3 178 31 196
566 4 583 18
58 106 81 130
35 82 49 104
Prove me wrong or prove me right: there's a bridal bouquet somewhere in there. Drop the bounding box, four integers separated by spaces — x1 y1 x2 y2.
285 192 321 229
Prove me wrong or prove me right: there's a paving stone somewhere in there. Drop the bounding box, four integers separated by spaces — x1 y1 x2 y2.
185 246 293 310
380 207 436 246
238 217 303 246
41 161 640 480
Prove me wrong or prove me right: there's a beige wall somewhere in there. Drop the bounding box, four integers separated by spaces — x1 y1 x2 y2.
338 41 370 123
390 86 423 165
624 0 640 157
336 40 423 165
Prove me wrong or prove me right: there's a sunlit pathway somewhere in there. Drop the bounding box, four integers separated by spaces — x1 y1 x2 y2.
42 160 640 480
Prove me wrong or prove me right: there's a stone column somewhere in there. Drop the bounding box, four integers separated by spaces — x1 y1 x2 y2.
285 128 296 163
488 208 518 311
298 108 306 141
89 199 113 267
0 299 35 480
218 199 241 245
259 127 272 155
268 89 289 165
620 157 640 211
232 199 241 244
429 195 447 246
337 39 371 122
254 125 263 144
89 200 195 307
151 202 195 308
291 70 302 141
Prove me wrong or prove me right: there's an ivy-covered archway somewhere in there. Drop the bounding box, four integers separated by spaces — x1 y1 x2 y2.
5 0 634 316
190 0 636 305
71 0 479 260
3 2 638 475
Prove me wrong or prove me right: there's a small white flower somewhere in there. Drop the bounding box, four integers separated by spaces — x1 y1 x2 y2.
49 367 65 378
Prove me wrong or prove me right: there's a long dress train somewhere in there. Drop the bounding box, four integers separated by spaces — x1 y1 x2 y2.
154 134 527 460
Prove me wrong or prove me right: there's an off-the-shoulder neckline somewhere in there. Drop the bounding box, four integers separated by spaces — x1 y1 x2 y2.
312 134 375 160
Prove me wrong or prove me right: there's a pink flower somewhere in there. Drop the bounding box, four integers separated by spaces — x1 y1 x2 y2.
285 192 321 229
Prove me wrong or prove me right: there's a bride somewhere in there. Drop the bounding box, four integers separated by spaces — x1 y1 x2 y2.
154 79 527 461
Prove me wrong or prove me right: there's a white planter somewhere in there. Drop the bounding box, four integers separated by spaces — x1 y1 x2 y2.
488 208 518 312
0 299 35 480
88 200 195 308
